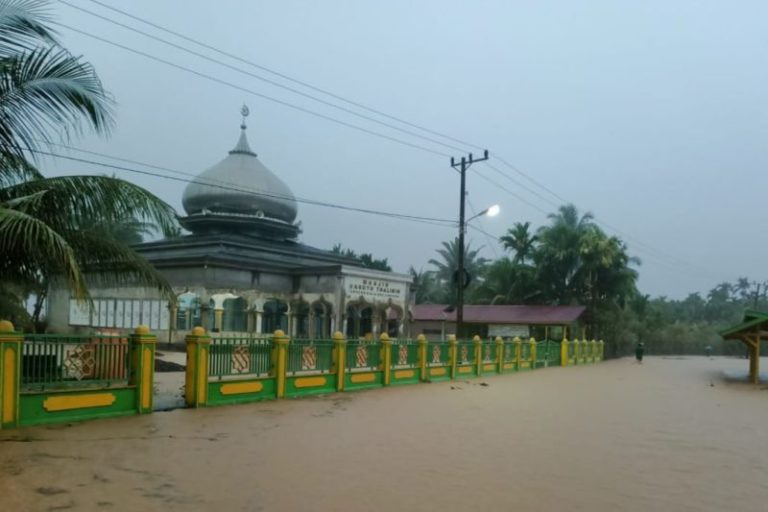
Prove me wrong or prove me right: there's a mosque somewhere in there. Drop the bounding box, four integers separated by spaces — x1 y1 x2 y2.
46 108 414 342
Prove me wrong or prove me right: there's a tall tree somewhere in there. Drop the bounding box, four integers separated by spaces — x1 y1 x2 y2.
499 221 538 264
427 238 489 303
0 0 179 326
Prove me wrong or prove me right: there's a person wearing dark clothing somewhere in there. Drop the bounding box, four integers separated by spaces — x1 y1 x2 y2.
635 342 644 364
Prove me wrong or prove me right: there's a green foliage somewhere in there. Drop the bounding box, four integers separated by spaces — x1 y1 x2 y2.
0 0 179 326
331 243 392 271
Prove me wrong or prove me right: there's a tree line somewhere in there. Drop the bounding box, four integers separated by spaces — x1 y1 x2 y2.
410 205 761 357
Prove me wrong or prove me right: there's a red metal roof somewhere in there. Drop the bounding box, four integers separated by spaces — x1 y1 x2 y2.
413 304 585 324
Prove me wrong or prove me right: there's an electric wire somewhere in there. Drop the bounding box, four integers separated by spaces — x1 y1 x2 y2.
26 147 457 227
59 1 723 280
58 0 472 155
76 0 487 152
54 22 453 159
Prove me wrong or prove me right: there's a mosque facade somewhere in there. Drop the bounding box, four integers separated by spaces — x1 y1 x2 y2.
46 110 414 342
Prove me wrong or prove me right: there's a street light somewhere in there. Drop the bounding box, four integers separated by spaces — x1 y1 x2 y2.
456 203 500 339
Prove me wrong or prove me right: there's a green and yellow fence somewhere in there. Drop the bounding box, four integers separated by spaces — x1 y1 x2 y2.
0 319 605 428
0 322 155 429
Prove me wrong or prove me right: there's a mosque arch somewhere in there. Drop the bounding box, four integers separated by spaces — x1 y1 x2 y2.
310 299 333 339
291 299 310 338
345 300 374 339
262 299 288 334
176 291 201 330
222 296 247 332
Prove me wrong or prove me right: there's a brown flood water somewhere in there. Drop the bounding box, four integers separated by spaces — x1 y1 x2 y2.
2 356 767 512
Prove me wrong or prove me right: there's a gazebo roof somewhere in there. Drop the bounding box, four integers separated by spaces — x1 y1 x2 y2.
719 310 768 339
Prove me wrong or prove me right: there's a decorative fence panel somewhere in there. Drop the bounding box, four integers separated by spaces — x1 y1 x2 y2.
0 327 155 429
206 334 276 405
344 340 384 390
285 339 337 397
536 340 561 368
456 341 477 377
389 340 420 385
426 342 452 381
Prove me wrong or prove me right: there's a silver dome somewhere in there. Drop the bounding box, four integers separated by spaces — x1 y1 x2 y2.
182 127 298 224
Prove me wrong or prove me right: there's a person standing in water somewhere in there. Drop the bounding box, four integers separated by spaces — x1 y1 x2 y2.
635 342 645 364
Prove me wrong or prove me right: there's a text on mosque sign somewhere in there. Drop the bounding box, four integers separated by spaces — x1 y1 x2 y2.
345 277 405 302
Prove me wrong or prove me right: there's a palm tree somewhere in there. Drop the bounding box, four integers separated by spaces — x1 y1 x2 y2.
0 1 178 326
499 221 538 264
428 238 489 303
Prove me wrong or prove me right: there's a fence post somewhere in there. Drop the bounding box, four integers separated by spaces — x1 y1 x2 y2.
514 336 522 370
185 326 210 408
273 329 289 398
333 331 347 392
473 335 483 376
0 321 22 429
417 334 428 382
448 335 458 379
561 338 569 367
130 325 156 415
599 340 605 361
380 333 392 386
529 338 537 369
495 336 504 374
573 338 580 365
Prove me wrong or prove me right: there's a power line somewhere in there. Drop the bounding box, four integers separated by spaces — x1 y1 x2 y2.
59 2 722 279
57 0 473 155
76 0 486 152
55 22 453 159
26 147 457 227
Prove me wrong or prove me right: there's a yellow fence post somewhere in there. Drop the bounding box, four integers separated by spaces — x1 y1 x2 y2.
590 339 597 363
130 325 156 414
573 338 580 365
560 338 569 367
0 320 22 429
333 331 347 392
185 326 210 408
514 336 522 370
417 334 428 382
599 339 605 361
273 329 288 398
529 337 537 369
380 333 392 386
448 335 458 379
473 335 483 376
495 336 504 374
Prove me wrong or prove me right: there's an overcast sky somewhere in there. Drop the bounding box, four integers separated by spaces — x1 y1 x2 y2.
43 0 768 299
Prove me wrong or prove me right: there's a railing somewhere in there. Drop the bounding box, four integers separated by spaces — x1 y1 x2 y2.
502 341 517 363
346 340 381 371
209 334 272 380
457 341 476 364
392 339 420 368
481 341 498 363
288 339 334 375
537 340 561 366
21 334 130 391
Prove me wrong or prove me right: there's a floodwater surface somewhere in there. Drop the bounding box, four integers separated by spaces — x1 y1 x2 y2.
1 356 767 511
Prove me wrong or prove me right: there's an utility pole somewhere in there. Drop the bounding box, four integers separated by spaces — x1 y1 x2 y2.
451 150 489 339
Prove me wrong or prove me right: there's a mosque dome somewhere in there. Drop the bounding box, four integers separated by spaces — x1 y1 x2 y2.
182 108 298 225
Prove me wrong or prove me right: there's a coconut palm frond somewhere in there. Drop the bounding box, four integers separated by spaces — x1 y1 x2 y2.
64 229 174 301
0 0 57 56
0 175 178 235
0 46 114 165
0 204 86 297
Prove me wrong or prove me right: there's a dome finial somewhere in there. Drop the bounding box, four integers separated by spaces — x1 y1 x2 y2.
240 104 249 130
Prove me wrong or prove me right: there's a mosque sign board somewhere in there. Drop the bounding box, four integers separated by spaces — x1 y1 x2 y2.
345 276 406 303
488 324 529 339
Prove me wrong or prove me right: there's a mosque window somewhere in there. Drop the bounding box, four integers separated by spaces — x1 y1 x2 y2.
262 300 288 334
222 297 247 332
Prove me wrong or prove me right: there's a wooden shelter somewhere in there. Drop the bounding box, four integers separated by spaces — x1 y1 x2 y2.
719 310 768 384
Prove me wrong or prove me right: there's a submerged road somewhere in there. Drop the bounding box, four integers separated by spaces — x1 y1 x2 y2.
2 356 767 511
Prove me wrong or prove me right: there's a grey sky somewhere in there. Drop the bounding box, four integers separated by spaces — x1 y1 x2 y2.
44 0 768 299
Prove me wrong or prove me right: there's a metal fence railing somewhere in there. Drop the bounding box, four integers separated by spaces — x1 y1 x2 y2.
21 334 131 391
429 342 451 366
392 340 420 368
346 341 381 371
457 341 476 365
287 339 334 375
209 335 272 380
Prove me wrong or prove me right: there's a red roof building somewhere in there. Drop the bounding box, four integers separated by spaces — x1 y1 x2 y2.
411 304 586 340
